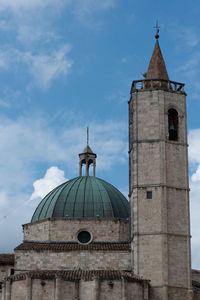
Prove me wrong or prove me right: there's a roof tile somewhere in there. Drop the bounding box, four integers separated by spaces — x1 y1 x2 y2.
0 254 14 265
15 242 131 252
7 269 148 283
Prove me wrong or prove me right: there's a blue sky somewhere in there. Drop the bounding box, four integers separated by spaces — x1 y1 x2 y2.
0 0 200 269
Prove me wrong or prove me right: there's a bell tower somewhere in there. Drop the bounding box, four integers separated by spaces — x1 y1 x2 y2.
129 34 192 299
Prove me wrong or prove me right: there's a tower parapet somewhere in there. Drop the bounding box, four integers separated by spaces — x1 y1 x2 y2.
131 79 185 93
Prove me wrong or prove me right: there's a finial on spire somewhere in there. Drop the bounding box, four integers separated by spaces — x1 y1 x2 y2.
146 26 169 81
87 126 89 145
154 20 160 39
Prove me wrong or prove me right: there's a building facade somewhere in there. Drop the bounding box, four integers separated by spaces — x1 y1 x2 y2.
1 35 200 300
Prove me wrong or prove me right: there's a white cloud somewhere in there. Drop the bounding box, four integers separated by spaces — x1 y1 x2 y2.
171 25 200 100
30 166 68 201
171 25 200 50
0 0 116 87
0 0 115 18
0 191 37 252
0 113 127 252
179 27 199 49
72 0 115 20
0 49 11 70
0 98 10 108
0 0 65 11
0 115 127 186
187 128 200 268
190 178 200 269
0 0 116 42
0 191 8 208
61 120 128 171
0 45 73 89
188 129 200 164
17 25 57 45
23 45 73 89
191 165 200 182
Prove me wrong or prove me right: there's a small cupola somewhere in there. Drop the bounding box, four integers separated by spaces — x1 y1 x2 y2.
79 128 97 176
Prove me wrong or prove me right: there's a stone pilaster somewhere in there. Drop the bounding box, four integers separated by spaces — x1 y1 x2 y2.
75 280 79 300
121 277 126 300
5 280 11 300
26 275 32 300
93 278 99 300
55 276 62 300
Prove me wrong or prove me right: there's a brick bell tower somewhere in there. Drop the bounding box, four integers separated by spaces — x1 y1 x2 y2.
129 31 192 299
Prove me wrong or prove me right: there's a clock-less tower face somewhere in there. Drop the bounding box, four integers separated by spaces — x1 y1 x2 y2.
129 39 191 300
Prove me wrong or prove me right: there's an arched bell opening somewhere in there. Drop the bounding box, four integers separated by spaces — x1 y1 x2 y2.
79 146 97 177
168 108 178 141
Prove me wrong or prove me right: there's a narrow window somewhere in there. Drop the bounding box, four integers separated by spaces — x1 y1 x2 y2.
168 108 178 141
10 268 14 275
147 191 152 199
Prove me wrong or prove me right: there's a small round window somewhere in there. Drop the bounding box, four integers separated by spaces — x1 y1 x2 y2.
77 230 92 244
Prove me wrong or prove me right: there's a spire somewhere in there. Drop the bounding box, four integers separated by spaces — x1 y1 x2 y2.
146 39 169 81
79 128 97 177
82 127 94 154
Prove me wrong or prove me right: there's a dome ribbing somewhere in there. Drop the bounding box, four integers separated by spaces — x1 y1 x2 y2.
31 176 129 222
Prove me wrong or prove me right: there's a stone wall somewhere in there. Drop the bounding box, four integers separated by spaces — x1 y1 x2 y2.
2 276 149 300
194 290 200 300
100 280 123 300
80 280 98 300
23 218 129 243
60 281 77 300
15 249 131 271
32 279 55 300
10 280 26 300
129 88 191 300
0 264 14 300
0 266 12 283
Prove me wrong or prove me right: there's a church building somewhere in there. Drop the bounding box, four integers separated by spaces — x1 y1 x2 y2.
1 33 200 300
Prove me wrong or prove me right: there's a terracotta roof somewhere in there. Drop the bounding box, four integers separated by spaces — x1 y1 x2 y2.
0 254 14 265
146 40 169 81
192 269 200 288
15 242 131 252
192 280 200 291
8 269 148 283
192 269 200 275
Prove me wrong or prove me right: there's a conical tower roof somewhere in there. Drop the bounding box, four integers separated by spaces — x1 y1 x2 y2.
83 144 94 154
146 40 169 80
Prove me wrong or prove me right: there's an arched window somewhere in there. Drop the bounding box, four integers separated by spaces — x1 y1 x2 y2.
168 108 178 141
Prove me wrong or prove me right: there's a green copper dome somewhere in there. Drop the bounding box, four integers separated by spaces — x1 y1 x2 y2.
31 176 129 222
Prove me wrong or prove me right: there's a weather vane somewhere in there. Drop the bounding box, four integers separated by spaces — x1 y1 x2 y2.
87 126 89 145
154 20 160 39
